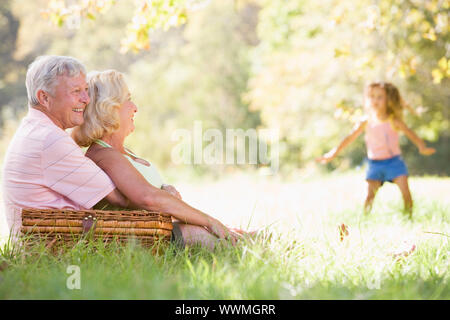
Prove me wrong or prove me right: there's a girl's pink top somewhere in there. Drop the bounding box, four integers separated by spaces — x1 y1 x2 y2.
364 121 401 160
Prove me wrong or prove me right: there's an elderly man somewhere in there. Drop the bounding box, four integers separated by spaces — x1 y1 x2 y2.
1 55 127 240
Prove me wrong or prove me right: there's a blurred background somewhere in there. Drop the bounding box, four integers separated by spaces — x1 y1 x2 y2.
0 0 448 179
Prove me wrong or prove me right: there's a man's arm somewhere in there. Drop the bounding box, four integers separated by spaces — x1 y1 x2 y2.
393 119 436 156
103 188 129 208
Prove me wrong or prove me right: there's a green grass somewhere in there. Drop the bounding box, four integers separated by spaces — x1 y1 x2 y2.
0 173 449 299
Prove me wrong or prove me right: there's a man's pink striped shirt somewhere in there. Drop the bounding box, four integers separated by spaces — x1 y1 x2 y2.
1 108 115 237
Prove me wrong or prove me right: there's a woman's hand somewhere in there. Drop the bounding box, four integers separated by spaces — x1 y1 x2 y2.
161 184 182 199
419 146 436 156
206 217 241 245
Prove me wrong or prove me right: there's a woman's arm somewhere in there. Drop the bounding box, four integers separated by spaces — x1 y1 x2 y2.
393 119 436 156
161 184 182 199
90 148 238 242
316 120 367 164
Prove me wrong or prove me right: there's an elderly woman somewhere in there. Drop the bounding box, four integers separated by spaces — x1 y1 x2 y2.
72 70 245 249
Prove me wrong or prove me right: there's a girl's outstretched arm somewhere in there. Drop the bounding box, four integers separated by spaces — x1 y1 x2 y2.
393 119 436 156
316 119 367 164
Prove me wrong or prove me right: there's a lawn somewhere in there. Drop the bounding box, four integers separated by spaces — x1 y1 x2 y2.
0 171 448 299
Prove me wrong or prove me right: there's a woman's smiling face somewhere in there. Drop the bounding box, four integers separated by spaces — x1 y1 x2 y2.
118 92 137 137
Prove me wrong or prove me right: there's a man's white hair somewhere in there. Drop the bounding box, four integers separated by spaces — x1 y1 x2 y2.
26 55 86 107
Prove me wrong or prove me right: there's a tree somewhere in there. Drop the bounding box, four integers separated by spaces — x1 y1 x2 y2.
0 0 29 123
41 0 211 52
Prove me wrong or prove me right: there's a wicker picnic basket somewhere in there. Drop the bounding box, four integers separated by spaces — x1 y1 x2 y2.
20 208 173 248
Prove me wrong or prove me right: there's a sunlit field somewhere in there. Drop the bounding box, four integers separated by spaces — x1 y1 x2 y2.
0 170 448 299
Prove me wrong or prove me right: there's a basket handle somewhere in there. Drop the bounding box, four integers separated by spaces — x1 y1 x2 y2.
82 215 97 234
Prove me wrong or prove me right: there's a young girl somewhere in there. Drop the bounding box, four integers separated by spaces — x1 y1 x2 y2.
317 82 436 217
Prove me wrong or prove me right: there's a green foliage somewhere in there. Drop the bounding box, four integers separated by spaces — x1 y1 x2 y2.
41 0 199 52
0 0 448 175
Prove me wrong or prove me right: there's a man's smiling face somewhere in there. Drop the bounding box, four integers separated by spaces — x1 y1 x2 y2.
46 74 90 130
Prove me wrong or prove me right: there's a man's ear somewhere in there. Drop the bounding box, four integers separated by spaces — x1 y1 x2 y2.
36 89 50 107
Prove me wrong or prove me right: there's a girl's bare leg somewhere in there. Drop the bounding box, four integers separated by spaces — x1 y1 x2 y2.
393 175 413 218
364 180 382 214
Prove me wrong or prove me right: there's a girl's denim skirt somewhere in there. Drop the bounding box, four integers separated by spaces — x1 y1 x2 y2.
366 155 408 183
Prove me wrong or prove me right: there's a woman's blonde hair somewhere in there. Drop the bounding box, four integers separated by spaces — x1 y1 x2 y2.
72 70 129 147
